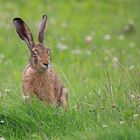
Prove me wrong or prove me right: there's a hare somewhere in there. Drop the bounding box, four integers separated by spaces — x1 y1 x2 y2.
13 15 68 110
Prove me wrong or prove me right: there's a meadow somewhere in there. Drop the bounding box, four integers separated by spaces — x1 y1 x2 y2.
0 0 140 139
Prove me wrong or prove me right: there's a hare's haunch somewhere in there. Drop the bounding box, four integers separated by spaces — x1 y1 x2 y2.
13 15 68 110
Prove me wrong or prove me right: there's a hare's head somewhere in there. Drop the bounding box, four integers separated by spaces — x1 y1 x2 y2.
13 15 51 70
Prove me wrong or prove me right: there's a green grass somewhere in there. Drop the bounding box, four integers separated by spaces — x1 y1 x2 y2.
0 0 140 139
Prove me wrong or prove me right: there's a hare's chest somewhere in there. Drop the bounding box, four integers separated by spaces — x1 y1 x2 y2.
23 67 62 102
23 67 54 92
33 74 53 91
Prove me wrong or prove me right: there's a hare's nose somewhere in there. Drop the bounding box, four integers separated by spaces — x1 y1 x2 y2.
43 63 49 68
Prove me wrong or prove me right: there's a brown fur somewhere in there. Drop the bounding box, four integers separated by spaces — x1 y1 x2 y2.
13 15 68 110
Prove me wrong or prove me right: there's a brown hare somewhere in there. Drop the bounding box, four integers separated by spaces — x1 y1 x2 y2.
13 15 68 110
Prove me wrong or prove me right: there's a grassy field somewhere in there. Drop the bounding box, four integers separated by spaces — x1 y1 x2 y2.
0 0 140 139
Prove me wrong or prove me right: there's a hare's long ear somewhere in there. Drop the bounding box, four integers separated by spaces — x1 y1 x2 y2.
38 15 47 43
13 18 34 51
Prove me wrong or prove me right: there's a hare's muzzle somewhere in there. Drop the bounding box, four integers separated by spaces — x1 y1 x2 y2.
43 63 49 69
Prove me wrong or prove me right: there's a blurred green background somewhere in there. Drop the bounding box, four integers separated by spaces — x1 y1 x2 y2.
0 0 140 140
